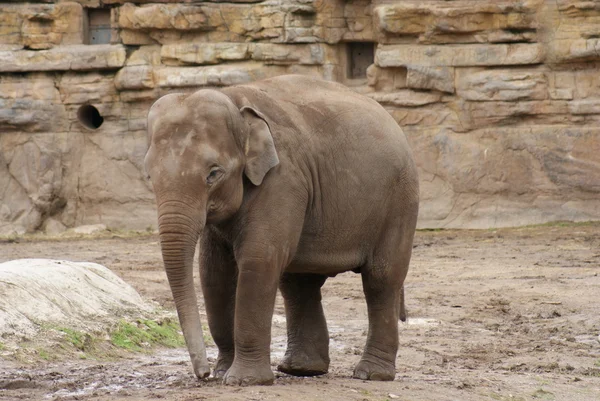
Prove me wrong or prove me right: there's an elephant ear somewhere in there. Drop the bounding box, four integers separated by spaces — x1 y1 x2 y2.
240 106 279 186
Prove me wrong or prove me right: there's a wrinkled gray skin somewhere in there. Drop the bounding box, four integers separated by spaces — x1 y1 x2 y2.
145 75 419 386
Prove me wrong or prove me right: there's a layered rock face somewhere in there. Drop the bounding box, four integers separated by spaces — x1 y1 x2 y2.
1 0 599 233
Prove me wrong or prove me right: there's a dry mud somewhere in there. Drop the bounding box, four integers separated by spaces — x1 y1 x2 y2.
1 224 599 401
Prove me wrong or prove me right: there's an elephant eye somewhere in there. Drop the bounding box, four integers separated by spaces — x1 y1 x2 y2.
206 167 224 186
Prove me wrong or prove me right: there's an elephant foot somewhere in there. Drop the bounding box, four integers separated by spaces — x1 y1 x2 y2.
277 350 329 377
213 352 234 379
353 359 395 381
192 359 211 379
223 361 274 386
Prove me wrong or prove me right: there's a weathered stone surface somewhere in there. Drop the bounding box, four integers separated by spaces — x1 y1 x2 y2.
0 74 66 133
374 1 540 44
155 62 292 88
387 104 461 129
125 45 162 66
409 126 600 228
376 43 545 67
548 39 600 63
367 65 407 91
160 42 336 66
0 2 84 50
0 132 73 234
0 45 126 72
161 43 250 65
368 90 443 107
406 65 454 93
59 73 119 104
0 259 153 341
342 0 373 42
1 0 600 233
115 66 155 90
457 100 573 129
117 3 215 31
457 68 547 101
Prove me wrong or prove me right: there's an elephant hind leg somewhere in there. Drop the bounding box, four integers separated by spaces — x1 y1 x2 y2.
353 217 416 381
277 273 329 377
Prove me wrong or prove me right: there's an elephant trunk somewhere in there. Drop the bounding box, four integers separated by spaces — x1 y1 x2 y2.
157 199 210 378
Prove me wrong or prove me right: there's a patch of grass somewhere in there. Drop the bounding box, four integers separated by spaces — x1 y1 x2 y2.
595 359 600 367
0 341 5 351
532 388 555 400
110 319 185 352
521 220 599 229
57 327 92 351
38 348 51 360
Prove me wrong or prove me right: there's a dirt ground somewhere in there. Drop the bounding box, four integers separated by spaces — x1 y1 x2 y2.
1 223 599 401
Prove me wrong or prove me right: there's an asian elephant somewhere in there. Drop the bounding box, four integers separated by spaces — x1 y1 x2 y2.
144 75 419 386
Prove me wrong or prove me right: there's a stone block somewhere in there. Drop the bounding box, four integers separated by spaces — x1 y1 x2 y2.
367 90 442 107
126 45 162 66
115 66 155 90
0 2 84 50
406 65 454 93
366 65 407 91
548 39 600 63
456 68 547 101
0 45 126 72
161 43 250 65
59 73 119 104
386 104 461 129
251 43 337 65
341 0 374 42
569 99 600 115
374 1 541 44
117 3 216 31
457 100 572 129
155 62 288 88
376 43 545 67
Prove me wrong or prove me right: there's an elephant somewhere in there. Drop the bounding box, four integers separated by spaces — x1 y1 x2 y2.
144 75 419 386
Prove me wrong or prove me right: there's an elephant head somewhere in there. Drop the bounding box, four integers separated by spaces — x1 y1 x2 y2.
144 90 279 378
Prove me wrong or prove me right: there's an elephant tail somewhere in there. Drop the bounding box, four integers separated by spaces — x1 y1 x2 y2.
399 285 408 322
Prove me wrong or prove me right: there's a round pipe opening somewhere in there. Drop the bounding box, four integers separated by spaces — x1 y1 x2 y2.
77 105 104 130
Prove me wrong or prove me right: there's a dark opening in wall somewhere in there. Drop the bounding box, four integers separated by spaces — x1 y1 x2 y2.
347 42 375 79
86 8 111 45
77 105 104 129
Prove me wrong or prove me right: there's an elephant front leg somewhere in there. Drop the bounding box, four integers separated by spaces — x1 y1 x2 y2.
278 273 329 376
199 235 237 380
222 254 281 386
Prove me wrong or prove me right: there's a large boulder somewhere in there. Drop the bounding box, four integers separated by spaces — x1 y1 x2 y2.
0 259 154 341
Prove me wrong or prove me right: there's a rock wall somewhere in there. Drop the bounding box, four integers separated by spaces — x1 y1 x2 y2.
1 0 599 234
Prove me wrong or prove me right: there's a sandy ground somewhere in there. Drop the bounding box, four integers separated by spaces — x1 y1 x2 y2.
1 223 599 401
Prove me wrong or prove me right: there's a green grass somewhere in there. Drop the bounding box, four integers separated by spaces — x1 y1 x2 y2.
110 319 185 352
57 327 91 351
520 220 599 229
37 348 51 360
595 359 600 367
0 342 5 351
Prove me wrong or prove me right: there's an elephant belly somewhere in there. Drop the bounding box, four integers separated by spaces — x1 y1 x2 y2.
286 232 366 275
